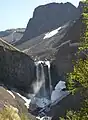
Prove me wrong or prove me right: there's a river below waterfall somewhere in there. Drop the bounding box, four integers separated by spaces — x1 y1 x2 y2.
15 61 69 120
27 61 69 119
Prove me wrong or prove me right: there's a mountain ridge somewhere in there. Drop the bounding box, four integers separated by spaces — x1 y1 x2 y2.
0 28 25 44
15 2 81 45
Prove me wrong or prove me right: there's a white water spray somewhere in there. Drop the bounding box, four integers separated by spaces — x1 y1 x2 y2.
31 61 52 107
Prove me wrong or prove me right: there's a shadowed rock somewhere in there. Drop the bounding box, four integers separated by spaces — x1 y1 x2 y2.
0 46 36 95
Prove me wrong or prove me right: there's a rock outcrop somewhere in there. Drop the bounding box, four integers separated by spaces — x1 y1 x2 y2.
15 2 81 45
0 28 25 44
0 86 36 120
0 46 36 95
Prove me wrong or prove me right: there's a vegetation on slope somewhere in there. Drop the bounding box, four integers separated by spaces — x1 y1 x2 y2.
0 38 21 51
60 0 88 119
0 104 28 120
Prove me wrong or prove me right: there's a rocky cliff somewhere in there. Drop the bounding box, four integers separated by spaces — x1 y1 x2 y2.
0 86 36 120
0 2 85 120
16 17 84 78
0 45 35 95
0 28 25 44
15 2 81 45
0 38 37 119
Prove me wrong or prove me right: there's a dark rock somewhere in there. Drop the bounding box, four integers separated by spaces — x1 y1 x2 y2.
54 16 85 76
0 46 36 94
78 1 88 13
48 91 83 120
16 17 84 78
15 2 81 45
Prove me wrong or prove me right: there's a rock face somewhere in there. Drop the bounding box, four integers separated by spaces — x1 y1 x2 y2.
48 91 83 120
54 17 82 75
0 86 36 120
0 28 25 44
15 2 81 45
0 46 35 94
16 17 83 78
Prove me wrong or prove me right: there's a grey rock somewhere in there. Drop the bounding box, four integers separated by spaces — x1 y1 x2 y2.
15 2 81 45
0 46 36 94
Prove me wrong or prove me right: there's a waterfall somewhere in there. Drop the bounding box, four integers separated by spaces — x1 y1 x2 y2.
29 60 70 119
31 61 52 107
45 61 52 98
36 62 45 96
34 61 52 99
39 62 46 98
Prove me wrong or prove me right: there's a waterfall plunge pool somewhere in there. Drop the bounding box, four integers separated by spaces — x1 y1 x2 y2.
28 61 69 117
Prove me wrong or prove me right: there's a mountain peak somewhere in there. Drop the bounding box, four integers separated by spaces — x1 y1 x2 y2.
15 2 81 45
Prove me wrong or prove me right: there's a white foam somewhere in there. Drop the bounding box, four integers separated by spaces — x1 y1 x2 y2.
35 61 50 68
36 116 52 120
45 61 50 68
32 80 44 95
43 27 61 39
35 61 44 65
31 97 51 108
7 90 15 99
16 93 31 109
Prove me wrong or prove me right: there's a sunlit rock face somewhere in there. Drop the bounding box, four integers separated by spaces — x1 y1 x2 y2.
15 2 81 45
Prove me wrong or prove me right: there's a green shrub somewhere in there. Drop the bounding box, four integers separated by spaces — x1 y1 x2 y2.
0 105 28 120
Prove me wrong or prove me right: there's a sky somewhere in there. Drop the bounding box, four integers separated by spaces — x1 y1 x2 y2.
0 0 80 31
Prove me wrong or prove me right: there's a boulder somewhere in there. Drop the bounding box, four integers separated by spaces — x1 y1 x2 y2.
0 86 36 120
0 46 36 94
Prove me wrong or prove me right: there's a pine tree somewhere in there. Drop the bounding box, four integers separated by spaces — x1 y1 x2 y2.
60 0 88 119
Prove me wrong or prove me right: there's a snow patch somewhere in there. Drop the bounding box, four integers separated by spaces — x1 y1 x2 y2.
30 81 69 109
7 90 15 99
55 81 66 90
16 93 31 109
43 27 61 39
51 90 69 103
51 81 69 103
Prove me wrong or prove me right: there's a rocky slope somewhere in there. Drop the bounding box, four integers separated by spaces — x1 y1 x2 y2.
0 38 37 119
0 86 36 120
0 2 85 120
0 44 36 95
15 2 81 45
0 28 25 44
16 17 84 78
0 39 36 119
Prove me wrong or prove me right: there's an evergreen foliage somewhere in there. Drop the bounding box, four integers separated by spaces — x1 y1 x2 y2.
60 0 88 119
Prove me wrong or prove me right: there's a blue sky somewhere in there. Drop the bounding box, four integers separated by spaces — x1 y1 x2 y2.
0 0 80 31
